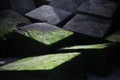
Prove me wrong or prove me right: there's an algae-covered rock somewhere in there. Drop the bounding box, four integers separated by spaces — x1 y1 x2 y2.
0 10 31 39
60 43 110 50
17 23 73 45
0 52 80 71
60 43 113 76
0 52 85 80
106 30 120 43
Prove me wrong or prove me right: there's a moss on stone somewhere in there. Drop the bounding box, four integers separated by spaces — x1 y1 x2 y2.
0 52 80 71
0 10 30 39
0 26 15 39
25 29 73 45
106 32 120 43
60 43 110 50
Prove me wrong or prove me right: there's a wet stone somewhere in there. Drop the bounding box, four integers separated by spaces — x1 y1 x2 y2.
77 0 118 18
11 0 36 15
25 5 71 25
0 10 31 39
63 14 111 38
16 23 73 45
49 0 86 13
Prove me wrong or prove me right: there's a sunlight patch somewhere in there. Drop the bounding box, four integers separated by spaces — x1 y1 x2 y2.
0 52 80 71
25 29 73 45
60 43 110 50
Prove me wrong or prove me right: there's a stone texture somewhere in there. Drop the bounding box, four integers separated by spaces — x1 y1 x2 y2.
49 0 86 13
0 52 80 70
77 0 118 18
0 52 85 80
25 5 71 25
106 30 120 42
16 23 73 45
63 14 111 38
60 43 113 76
0 10 31 39
11 0 36 15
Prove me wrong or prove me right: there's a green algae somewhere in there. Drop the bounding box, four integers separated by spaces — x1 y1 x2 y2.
0 52 80 71
60 43 110 50
25 29 73 45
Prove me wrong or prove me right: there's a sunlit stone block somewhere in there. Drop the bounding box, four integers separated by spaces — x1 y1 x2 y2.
0 52 80 70
0 52 86 80
17 23 73 45
9 23 73 56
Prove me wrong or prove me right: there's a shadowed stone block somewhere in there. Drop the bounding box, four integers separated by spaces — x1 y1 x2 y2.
63 14 111 38
77 0 118 18
60 43 113 76
49 0 86 13
0 10 31 39
11 0 36 15
16 23 73 45
25 5 71 25
0 52 85 80
106 30 120 42
34 0 53 7
8 23 73 56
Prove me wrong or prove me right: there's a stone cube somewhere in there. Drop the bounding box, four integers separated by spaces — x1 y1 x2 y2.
25 5 71 25
17 23 73 45
11 0 36 15
0 10 31 39
9 23 73 56
63 14 111 38
77 0 118 18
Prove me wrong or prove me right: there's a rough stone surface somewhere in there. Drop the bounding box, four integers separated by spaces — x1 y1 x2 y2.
0 52 80 70
0 10 31 38
26 5 71 25
16 23 73 45
49 0 86 13
77 0 118 18
63 14 111 38
11 0 36 15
